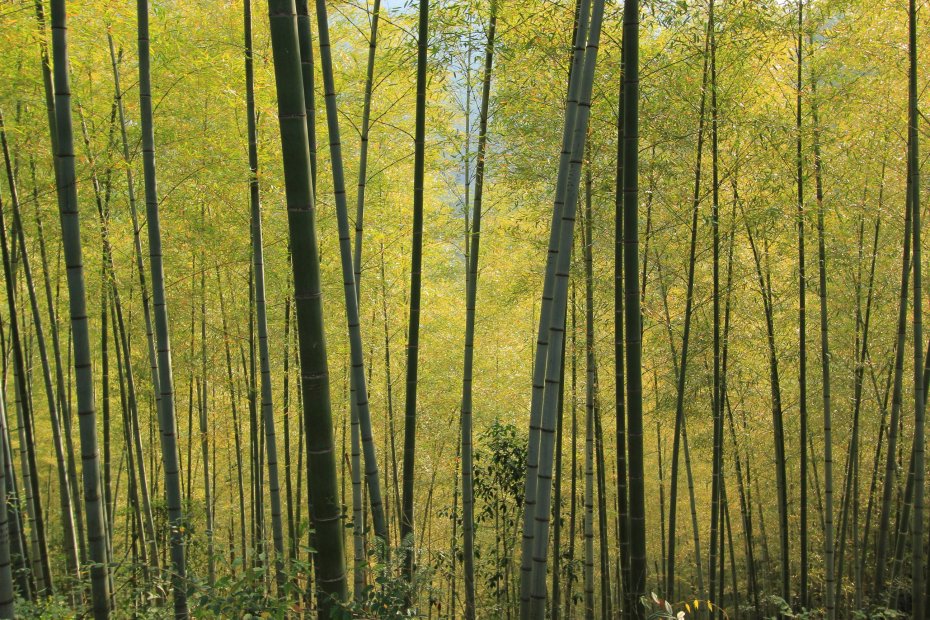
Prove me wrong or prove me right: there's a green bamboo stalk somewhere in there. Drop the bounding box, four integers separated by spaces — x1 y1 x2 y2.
379 247 402 539
48 0 111 613
527 0 605 612
197 226 213 588
873 144 913 599
295 0 317 193
586 168 612 620
809 67 836 620
0 379 30 600
243 0 286 591
30 11 83 546
613 19 631 614
518 0 590 611
266 0 347 610
906 1 924 613
742 212 791 608
459 2 496 615
400 0 430 581
621 0 647 612
0 386 12 618
794 2 810 607
135 0 188 613
283 297 297 564
217 272 248 567
313 0 388 549
665 11 711 597
106 35 162 470
353 0 381 298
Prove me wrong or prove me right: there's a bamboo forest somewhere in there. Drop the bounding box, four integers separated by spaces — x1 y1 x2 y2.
0 0 929 617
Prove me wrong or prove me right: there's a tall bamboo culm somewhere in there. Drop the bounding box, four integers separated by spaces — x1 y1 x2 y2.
313 0 388 546
136 1 188 615
458 3 497 616
243 0 286 591
48 0 112 615
622 0 647 616
518 0 589 613
400 0 430 582
526 0 605 613
265 0 347 611
906 1 924 615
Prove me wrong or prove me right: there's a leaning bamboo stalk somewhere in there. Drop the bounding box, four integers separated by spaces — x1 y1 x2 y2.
518 0 590 610
31 9 83 549
352 0 381 298
0 152 51 599
666 13 711 597
106 34 162 468
313 0 388 548
655 253 704 602
0 383 30 600
527 0 605 611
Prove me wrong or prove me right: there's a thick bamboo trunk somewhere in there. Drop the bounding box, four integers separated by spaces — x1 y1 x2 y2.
48 0 112 613
266 0 347 610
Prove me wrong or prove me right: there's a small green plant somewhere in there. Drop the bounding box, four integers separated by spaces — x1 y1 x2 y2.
642 592 729 620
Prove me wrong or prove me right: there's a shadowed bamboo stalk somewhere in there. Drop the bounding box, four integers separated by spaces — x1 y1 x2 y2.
48 0 112 613
708 1 724 610
136 1 188 614
621 0 647 614
0 386 11 618
244 0 286 591
400 0 430 582
583 323 595 620
905 1 924 613
314 0 388 570
266 0 347 610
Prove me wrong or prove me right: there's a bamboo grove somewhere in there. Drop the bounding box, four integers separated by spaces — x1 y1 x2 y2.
0 0 927 617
